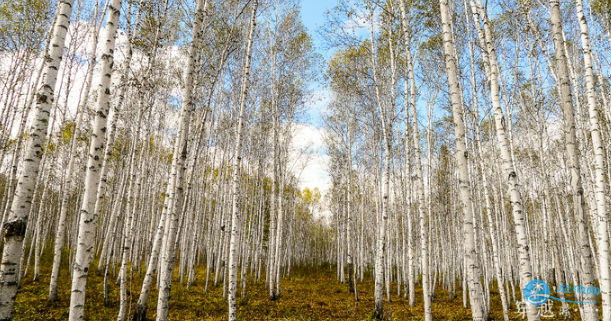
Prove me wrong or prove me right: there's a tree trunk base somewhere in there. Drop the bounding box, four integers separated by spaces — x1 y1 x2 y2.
132 304 148 321
373 307 384 321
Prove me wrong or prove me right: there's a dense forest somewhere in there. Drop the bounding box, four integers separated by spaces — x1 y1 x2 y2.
0 0 610 320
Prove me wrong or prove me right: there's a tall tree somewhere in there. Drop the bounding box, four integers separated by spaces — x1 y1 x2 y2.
574 0 611 317
155 0 209 320
0 0 75 319
68 0 122 319
398 0 431 316
228 1 258 320
466 0 538 319
367 3 393 318
548 0 598 319
48 0 105 301
438 0 487 319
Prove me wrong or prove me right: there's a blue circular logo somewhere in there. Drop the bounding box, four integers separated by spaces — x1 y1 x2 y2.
523 279 550 306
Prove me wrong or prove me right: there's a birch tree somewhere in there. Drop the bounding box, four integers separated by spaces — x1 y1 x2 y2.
68 0 122 319
365 4 393 318
574 0 611 318
228 2 258 319
438 0 487 319
549 1 598 319
155 0 209 319
0 1 75 319
48 1 105 301
465 0 540 319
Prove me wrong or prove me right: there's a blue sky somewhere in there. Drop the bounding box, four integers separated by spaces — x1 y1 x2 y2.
299 0 339 127
285 1 340 194
300 0 337 60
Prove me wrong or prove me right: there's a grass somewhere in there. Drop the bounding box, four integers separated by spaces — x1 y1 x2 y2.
13 249 585 320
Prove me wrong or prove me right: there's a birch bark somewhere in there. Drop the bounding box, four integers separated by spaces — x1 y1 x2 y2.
94 1 145 277
0 1 74 319
466 0 539 319
228 2 258 320
49 6 103 301
549 1 598 319
68 0 122 319
438 0 486 319
368 9 392 320
117 107 144 321
154 1 208 319
574 0 611 317
398 0 431 314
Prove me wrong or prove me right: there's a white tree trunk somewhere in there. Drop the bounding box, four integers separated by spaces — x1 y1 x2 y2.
68 1 122 319
117 108 144 321
462 2 509 318
398 0 431 315
49 10 102 301
0 1 74 319
466 0 539 319
346 124 357 300
274 155 285 297
549 1 598 319
228 2 257 320
154 1 208 320
574 0 611 318
368 10 392 320
95 3 143 274
439 0 486 319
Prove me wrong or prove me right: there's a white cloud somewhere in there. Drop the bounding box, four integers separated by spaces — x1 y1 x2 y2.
288 123 331 195
292 123 324 149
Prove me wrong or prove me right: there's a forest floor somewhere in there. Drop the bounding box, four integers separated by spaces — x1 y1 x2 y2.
14 250 583 320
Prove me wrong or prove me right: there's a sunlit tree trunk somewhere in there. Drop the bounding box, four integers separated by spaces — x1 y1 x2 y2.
0 1 75 319
49 4 103 301
548 1 598 319
154 1 208 320
465 0 536 319
439 0 486 319
464 31 510 319
368 8 392 320
228 2 258 320
117 107 144 321
268 42 279 301
574 0 611 318
68 0 122 319
95 0 143 276
346 124 357 300
398 0 430 313
274 147 286 297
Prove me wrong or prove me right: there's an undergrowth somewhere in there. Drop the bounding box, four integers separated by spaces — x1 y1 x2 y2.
12 249 584 320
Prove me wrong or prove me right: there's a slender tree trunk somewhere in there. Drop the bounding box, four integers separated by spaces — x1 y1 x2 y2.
439 0 486 319
346 124 357 301
274 152 285 297
154 1 208 320
68 1 122 319
268 45 279 301
49 7 102 300
574 0 611 318
0 1 75 319
548 1 598 319
117 108 144 321
398 0 431 314
228 3 257 320
368 9 392 320
465 0 534 319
